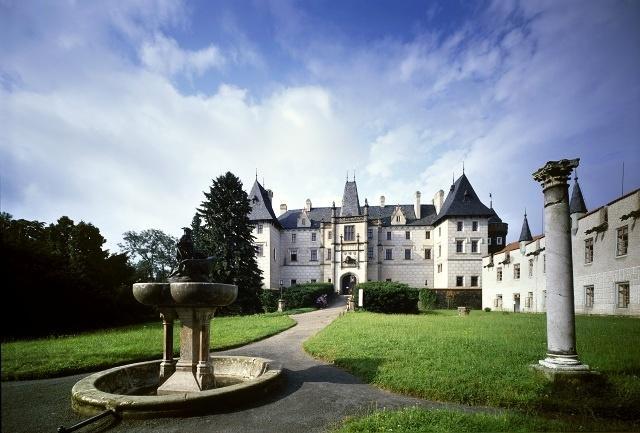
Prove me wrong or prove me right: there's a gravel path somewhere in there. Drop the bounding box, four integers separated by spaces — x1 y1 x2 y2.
2 296 493 433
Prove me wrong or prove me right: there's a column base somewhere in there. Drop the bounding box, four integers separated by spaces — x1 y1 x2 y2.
531 355 597 382
196 361 215 391
158 360 176 385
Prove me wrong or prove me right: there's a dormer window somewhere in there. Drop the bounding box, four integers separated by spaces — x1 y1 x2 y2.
302 218 306 225
396 216 401 222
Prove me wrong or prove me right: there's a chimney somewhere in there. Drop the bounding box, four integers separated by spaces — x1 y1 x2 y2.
280 203 288 215
380 195 386 207
267 189 274 200
305 199 312 212
432 190 444 214
414 191 421 219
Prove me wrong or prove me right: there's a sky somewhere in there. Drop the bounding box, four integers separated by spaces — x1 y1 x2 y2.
1 0 639 252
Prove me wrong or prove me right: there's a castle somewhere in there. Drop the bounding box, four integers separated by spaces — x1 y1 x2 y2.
248 173 507 299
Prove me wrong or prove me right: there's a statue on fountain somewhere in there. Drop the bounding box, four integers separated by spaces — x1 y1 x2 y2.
168 227 214 283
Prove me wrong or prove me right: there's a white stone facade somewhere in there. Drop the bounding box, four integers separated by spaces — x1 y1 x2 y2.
482 188 639 316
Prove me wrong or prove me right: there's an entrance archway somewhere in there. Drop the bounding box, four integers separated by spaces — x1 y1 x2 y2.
340 273 357 295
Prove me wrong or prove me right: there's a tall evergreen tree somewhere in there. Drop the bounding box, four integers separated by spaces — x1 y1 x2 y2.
197 172 262 314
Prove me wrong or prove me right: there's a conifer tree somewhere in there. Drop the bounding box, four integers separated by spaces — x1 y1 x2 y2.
197 172 262 314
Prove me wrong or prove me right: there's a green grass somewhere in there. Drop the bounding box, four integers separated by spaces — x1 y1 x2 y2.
2 313 295 380
330 407 637 433
304 310 640 421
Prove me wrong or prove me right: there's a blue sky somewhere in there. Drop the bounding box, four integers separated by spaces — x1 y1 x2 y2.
1 0 639 251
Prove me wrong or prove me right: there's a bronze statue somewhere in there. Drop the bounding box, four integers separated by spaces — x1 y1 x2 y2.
168 227 212 282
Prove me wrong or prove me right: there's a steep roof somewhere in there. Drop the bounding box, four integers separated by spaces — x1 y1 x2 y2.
248 180 281 227
569 179 587 215
340 181 361 217
278 204 438 230
519 213 533 242
434 174 493 224
487 234 545 257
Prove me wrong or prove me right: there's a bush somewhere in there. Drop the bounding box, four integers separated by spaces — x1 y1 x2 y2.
259 289 280 313
282 283 334 309
418 288 436 311
484 307 491 312
356 281 419 314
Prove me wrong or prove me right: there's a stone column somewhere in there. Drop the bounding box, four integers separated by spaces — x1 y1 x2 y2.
532 159 589 373
158 309 177 384
195 309 215 390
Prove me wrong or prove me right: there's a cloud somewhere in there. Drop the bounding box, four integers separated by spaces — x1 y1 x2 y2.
140 33 225 78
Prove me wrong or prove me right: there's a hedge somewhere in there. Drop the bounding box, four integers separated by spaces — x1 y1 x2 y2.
260 283 334 312
355 281 421 314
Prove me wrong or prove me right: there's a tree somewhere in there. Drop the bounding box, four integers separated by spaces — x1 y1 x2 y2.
118 229 177 282
197 172 262 314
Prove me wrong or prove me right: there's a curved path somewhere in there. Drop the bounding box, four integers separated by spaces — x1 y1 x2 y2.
2 297 493 433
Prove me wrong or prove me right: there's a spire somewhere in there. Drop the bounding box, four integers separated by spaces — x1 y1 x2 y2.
340 178 361 217
569 172 587 214
519 210 533 242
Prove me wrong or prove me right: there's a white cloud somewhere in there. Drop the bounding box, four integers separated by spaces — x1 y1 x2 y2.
140 33 225 78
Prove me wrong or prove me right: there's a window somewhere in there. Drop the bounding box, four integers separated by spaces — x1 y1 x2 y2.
497 267 503 281
396 215 401 222
543 255 546 273
494 294 503 308
470 276 478 287
425 279 428 286
584 238 593 263
301 218 306 225
310 279 317 283
437 263 442 273
328 230 332 239
386 231 392 241
327 249 331 260
585 285 594 308
311 232 317 242
488 237 492 245
368 228 373 240
472 221 478 231
328 278 331 283
525 292 533 308
405 231 411 240
438 227 441 236
256 245 264 256
514 264 520 279
438 245 442 257
290 279 297 286
290 249 298 262
404 249 412 260
385 249 393 260
257 224 263 234
456 240 464 253
273 248 277 260
291 233 296 243
457 221 463 231
497 236 503 245
471 240 478 253
368 246 374 260
617 282 630 308
425 230 431 239
344 225 355 241
616 226 628 256
528 259 534 277
456 276 464 287
310 249 318 261
424 248 431 260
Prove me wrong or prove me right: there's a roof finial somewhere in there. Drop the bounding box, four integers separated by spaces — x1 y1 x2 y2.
489 192 493 209
255 168 258 181
353 169 356 182
263 177 265 188
462 160 465 175
452 172 455 184
346 170 349 182
524 207 527 218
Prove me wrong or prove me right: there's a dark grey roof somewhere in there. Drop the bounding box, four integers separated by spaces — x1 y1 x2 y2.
248 180 281 227
487 208 504 224
340 181 361 216
277 204 438 230
433 174 493 224
569 179 587 214
519 213 533 242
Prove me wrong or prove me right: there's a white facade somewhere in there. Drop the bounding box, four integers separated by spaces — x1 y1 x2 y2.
482 188 639 316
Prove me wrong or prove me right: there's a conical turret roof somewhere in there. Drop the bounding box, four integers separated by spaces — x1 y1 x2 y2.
248 179 281 227
570 178 587 214
519 212 533 242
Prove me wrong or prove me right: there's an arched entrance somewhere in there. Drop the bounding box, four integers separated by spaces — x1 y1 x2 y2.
340 273 357 295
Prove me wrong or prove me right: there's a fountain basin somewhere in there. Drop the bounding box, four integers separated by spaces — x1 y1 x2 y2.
133 282 238 307
72 356 283 418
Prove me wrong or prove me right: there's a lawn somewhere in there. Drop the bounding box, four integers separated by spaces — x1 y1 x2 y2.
304 310 640 424
2 313 296 380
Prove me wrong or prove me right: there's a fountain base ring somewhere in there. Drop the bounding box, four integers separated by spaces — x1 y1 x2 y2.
71 356 283 418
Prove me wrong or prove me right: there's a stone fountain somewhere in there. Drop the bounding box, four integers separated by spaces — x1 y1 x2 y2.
71 228 283 418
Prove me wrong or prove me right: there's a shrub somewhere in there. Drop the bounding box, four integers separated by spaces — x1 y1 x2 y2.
259 289 280 313
484 307 491 312
282 283 334 309
356 281 419 314
418 288 437 311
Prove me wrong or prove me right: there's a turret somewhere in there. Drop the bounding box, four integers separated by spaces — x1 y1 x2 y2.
519 210 533 254
569 173 587 235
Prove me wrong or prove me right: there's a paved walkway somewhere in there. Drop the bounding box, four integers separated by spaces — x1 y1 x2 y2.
1 297 492 433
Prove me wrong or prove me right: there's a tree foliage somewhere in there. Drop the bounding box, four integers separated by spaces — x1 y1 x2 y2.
1 213 152 339
196 172 262 314
118 229 177 282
